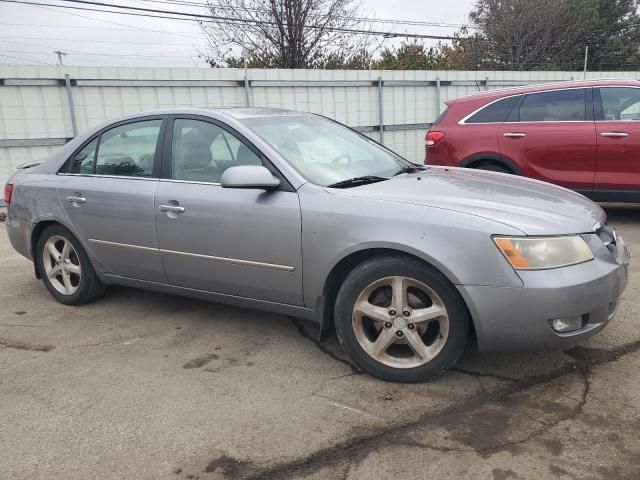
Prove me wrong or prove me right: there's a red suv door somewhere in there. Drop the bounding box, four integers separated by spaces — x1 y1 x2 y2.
594 86 640 196
497 88 596 190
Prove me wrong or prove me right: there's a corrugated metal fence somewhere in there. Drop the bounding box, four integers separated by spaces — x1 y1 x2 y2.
1 65 639 189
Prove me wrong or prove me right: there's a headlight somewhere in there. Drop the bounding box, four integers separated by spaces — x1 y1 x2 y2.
494 235 594 270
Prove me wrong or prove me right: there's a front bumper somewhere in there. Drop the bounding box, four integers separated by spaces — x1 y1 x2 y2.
458 234 629 352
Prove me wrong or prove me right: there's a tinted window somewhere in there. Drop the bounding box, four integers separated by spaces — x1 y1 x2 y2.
518 89 586 122
465 96 520 123
69 138 98 174
171 119 262 183
600 87 640 121
95 120 161 177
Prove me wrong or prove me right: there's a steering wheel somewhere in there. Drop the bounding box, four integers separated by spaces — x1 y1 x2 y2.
332 153 352 165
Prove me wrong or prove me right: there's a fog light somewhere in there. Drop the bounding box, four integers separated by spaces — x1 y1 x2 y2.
551 316 583 333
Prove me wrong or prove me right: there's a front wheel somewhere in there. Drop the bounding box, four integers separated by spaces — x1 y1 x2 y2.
36 224 105 305
334 256 469 382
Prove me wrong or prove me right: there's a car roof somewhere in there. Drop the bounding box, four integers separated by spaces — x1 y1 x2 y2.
95 107 307 125
449 79 640 105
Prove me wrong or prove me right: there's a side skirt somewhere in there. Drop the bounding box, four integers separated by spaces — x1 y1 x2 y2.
101 273 318 322
576 189 640 203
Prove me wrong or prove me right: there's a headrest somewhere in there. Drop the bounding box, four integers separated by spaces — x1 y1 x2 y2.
179 140 212 170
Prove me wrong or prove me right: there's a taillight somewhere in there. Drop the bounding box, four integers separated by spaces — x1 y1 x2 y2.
4 183 13 205
425 131 445 146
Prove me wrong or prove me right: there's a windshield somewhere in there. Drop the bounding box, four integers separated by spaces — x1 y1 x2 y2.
240 114 414 186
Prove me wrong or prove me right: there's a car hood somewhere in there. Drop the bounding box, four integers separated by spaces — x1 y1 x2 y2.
327 167 605 235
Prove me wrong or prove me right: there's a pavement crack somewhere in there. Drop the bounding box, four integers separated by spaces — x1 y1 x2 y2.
450 367 518 383
226 339 638 480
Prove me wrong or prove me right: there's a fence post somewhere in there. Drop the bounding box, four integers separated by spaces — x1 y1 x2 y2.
244 73 252 107
64 74 78 137
435 77 441 117
377 76 384 144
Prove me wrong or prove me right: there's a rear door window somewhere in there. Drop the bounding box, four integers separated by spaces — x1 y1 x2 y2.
95 121 162 176
464 96 520 124
516 89 587 122
66 119 162 176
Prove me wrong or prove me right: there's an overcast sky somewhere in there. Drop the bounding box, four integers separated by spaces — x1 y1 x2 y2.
0 0 474 67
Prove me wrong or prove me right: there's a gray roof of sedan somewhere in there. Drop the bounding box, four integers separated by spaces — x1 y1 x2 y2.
220 107 308 119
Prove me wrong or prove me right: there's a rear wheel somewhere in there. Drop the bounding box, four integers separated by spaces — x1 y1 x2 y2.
334 256 469 382
36 224 105 305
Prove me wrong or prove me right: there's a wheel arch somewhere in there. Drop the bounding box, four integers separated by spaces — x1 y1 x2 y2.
460 154 521 175
30 218 107 280
317 246 476 341
30 220 63 279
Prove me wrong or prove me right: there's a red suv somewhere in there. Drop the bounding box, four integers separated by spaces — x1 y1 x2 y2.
425 80 640 202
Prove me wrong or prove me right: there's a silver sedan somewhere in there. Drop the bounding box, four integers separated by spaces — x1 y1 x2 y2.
4 108 629 382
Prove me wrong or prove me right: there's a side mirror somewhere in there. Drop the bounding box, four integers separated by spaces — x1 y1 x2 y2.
220 165 281 190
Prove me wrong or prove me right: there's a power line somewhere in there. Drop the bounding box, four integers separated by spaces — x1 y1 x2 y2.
0 52 53 64
8 1 205 39
1 49 206 64
0 0 459 40
0 34 206 46
0 40 202 59
0 20 202 34
134 0 474 28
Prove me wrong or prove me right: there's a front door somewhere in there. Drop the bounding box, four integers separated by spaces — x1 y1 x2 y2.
58 118 166 283
154 117 303 306
498 88 596 190
594 86 640 192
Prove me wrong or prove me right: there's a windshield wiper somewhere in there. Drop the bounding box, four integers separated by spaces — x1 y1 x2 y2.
326 175 388 188
393 164 428 176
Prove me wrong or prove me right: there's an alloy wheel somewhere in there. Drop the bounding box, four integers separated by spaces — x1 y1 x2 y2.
352 276 449 369
42 235 81 295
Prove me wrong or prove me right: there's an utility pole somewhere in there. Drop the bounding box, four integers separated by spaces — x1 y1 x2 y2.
583 46 589 78
54 50 66 66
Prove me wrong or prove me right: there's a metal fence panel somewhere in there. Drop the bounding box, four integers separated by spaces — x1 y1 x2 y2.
1 65 639 187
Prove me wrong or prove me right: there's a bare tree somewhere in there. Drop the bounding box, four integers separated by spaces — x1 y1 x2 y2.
201 0 378 68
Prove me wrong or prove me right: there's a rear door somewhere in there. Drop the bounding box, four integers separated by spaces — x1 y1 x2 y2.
593 86 640 192
58 117 166 283
497 88 596 190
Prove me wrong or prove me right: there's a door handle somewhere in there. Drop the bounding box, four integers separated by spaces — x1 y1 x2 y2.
601 132 629 138
159 205 185 213
66 195 86 204
503 132 526 138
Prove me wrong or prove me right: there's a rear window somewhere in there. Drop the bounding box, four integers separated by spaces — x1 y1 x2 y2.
464 96 520 124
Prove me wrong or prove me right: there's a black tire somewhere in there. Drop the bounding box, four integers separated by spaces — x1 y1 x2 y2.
474 163 511 174
334 256 469 382
35 224 105 305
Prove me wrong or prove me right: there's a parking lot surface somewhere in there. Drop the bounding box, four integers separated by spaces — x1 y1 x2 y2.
1 206 639 480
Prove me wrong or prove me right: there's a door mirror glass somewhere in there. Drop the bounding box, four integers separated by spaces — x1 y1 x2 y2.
220 165 280 190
